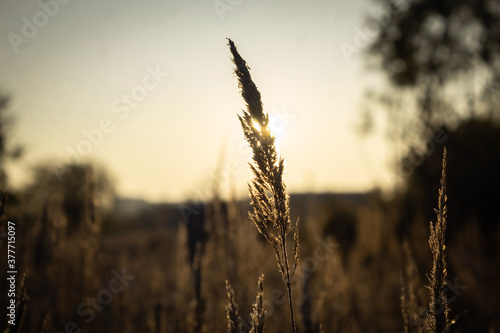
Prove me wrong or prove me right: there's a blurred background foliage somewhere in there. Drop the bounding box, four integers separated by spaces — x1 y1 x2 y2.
0 0 499 332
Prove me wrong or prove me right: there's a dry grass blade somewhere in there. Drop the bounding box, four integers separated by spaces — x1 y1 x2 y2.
226 280 243 333
426 148 450 333
250 275 265 333
228 38 299 333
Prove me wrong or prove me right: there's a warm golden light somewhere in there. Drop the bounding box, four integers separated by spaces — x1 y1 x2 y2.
251 119 262 133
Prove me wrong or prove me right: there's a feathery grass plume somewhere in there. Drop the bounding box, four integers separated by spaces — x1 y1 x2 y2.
226 276 266 333
250 275 265 333
226 280 243 333
426 148 450 333
228 38 300 333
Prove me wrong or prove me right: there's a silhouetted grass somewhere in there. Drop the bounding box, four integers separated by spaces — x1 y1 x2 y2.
228 38 300 333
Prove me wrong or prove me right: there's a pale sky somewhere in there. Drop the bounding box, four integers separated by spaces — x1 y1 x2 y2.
0 0 394 202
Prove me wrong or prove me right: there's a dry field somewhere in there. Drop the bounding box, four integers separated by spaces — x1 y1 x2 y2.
0 40 499 333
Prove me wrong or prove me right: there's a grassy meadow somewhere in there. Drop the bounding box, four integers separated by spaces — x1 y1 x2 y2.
1 38 499 333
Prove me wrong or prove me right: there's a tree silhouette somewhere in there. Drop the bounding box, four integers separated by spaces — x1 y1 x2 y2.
366 0 500 145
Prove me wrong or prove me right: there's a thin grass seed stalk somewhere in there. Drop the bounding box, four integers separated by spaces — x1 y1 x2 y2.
228 38 299 333
426 148 450 333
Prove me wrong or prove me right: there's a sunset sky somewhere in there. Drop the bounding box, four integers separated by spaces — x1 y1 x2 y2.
0 0 395 202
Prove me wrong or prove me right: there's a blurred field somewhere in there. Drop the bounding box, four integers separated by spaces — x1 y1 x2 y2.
1 0 500 331
0 158 498 332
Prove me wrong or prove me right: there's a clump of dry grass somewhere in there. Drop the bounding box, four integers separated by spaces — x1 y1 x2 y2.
426 148 450 333
225 275 265 333
228 38 299 333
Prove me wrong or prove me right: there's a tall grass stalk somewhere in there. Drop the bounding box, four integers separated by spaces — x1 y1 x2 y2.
250 275 265 333
228 39 299 333
426 148 450 333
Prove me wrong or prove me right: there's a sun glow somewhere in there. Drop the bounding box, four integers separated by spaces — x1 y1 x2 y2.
268 112 288 149
250 112 288 152
251 119 262 133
